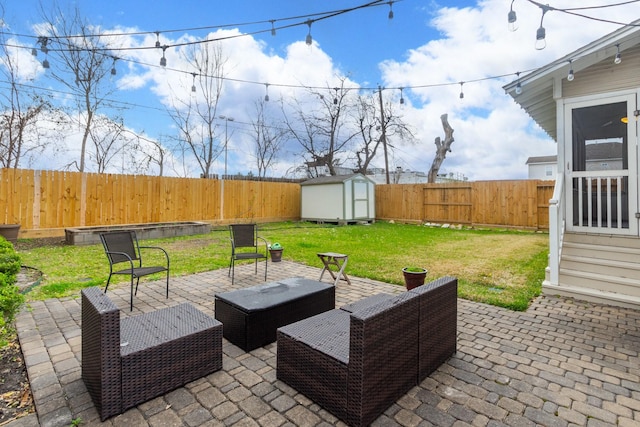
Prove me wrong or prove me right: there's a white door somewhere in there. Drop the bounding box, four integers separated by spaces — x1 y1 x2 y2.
565 92 638 235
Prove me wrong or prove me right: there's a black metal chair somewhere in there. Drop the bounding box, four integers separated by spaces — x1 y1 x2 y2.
100 231 170 311
228 223 268 285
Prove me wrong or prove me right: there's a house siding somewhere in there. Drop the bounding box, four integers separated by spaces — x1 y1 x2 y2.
563 44 640 98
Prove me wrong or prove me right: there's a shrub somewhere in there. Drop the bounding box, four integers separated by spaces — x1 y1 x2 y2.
0 237 24 347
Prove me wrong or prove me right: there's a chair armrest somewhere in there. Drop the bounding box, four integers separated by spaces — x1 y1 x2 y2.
138 245 170 267
105 250 136 271
257 236 269 254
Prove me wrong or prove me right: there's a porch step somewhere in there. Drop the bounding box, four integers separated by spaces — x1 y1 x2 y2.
558 232 640 299
558 268 640 298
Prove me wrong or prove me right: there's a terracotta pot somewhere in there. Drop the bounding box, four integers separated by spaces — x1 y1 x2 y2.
0 224 20 244
402 267 427 290
269 248 283 262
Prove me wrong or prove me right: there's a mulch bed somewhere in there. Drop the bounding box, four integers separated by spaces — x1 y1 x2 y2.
0 239 56 426
0 337 33 425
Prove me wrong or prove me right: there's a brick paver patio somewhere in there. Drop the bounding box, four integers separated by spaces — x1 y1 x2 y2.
8 260 640 426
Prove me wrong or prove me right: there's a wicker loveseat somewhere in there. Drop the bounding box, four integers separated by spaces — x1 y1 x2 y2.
81 287 223 421
277 276 457 427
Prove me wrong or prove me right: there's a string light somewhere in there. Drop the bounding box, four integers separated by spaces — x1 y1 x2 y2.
614 44 622 64
191 73 197 92
515 72 522 95
333 87 339 105
42 58 50 69
399 87 404 104
388 1 394 20
264 83 270 101
111 57 117 76
567 60 574 81
155 32 161 48
305 20 313 45
459 82 464 99
535 5 550 50
270 20 276 36
508 0 518 32
160 45 168 67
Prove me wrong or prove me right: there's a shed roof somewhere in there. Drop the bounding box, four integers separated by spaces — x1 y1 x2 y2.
503 20 640 141
300 173 373 186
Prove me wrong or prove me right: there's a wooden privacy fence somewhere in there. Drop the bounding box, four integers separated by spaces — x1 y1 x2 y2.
1 168 554 237
0 169 301 237
375 180 555 230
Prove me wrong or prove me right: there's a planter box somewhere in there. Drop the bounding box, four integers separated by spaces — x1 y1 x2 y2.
65 222 211 246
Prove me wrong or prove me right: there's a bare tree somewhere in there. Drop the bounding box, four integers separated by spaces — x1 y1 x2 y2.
282 77 358 176
88 115 136 173
168 43 227 178
351 91 414 176
0 26 55 168
428 114 455 183
38 4 121 172
250 99 288 177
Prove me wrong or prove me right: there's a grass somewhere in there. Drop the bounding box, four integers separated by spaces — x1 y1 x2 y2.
17 221 549 311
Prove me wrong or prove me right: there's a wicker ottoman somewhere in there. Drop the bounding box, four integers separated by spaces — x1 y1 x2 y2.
214 277 335 351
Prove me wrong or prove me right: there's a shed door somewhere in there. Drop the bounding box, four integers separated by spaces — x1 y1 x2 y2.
565 93 638 235
352 180 370 219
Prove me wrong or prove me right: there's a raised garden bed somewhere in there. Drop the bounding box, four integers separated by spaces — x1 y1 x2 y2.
64 221 211 246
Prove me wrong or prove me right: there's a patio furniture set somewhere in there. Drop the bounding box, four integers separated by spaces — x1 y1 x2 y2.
82 225 458 425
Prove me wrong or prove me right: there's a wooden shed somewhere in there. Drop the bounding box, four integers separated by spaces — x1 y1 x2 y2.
300 174 376 224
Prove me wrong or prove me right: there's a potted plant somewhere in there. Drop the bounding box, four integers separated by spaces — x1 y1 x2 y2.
268 242 284 262
0 223 20 244
402 267 427 290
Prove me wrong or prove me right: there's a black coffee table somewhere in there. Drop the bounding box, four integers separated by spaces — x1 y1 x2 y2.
214 277 335 351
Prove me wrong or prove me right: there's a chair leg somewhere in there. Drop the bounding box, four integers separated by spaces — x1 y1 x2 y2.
103 275 113 293
231 261 236 286
264 257 267 281
165 270 169 299
130 277 135 311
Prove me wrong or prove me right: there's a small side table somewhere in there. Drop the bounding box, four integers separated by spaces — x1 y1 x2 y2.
317 252 351 286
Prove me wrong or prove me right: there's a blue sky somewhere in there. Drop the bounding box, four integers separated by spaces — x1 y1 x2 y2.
2 0 639 179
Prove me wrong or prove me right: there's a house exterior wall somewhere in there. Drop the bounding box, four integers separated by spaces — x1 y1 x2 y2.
528 163 557 179
562 45 640 98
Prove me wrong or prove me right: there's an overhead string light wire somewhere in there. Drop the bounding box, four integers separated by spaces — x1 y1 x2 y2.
509 0 640 49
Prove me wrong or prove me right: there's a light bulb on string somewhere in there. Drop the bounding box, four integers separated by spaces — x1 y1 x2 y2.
459 82 464 100
515 72 522 95
264 83 270 102
388 1 394 20
508 0 518 32
191 73 197 93
567 60 574 81
160 46 168 67
535 6 549 50
399 87 404 105
305 20 313 45
111 58 117 76
614 44 621 64
155 32 161 48
270 20 276 36
40 37 49 54
42 58 50 69
333 87 339 105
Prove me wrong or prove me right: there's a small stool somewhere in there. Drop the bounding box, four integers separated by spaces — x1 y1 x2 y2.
317 252 351 286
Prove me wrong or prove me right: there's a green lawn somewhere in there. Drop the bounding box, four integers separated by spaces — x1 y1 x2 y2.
17 221 549 311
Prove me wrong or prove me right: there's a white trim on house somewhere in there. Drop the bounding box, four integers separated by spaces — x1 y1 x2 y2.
504 21 640 308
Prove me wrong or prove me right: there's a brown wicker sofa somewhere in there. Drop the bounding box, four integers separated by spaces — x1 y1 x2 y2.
276 276 457 427
81 287 223 421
